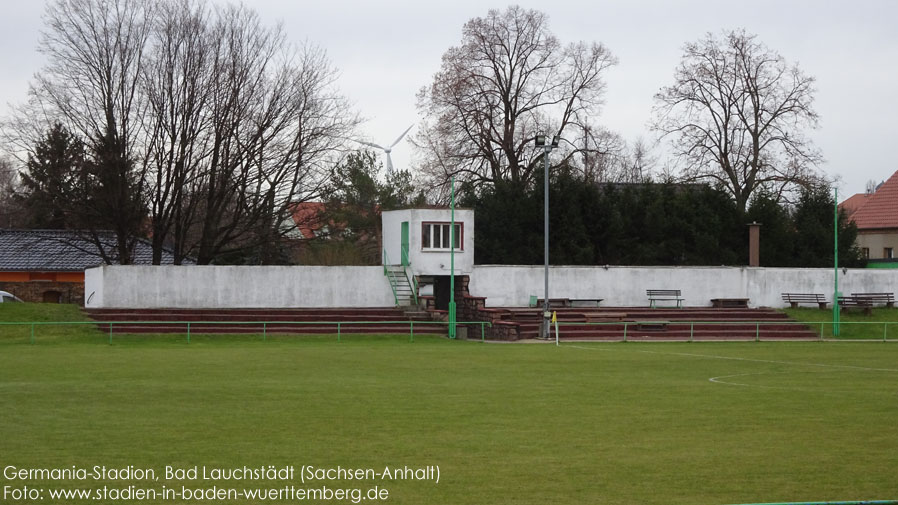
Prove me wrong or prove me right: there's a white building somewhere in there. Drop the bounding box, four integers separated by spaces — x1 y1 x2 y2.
381 208 474 275
381 208 474 307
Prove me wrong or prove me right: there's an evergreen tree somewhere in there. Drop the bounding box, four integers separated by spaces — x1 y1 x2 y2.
18 123 85 229
745 192 794 266
316 151 425 265
792 185 864 268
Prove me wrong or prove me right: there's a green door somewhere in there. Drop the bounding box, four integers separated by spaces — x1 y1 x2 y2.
400 221 410 266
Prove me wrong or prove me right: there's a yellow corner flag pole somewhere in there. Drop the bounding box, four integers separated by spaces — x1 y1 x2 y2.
552 311 559 346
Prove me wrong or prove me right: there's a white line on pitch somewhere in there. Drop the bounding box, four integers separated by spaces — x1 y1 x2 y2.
564 344 898 373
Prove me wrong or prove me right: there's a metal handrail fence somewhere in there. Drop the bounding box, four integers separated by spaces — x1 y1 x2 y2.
0 320 494 344
385 247 418 306
4 319 897 344
547 320 898 342
382 249 399 305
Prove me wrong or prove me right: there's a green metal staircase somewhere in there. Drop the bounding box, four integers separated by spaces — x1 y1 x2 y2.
383 249 418 307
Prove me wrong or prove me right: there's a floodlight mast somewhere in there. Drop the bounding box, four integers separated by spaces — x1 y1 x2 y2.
535 133 560 339
834 188 840 336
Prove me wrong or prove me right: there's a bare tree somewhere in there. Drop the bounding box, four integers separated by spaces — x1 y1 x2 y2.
414 6 616 195
865 179 880 195
653 29 822 212
187 5 358 264
5 0 358 265
573 128 656 184
5 0 156 263
144 2 358 264
142 0 211 264
0 155 23 228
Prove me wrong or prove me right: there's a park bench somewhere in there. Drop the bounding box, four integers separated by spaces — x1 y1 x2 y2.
838 295 873 315
535 298 572 308
634 320 670 331
647 289 684 308
851 292 895 308
534 298 603 309
569 298 603 308
711 298 750 308
782 293 828 309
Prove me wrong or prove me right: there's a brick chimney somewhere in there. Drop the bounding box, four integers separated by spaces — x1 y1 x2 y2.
748 222 761 267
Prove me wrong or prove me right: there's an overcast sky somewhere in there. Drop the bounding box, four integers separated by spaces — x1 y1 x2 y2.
2 0 896 198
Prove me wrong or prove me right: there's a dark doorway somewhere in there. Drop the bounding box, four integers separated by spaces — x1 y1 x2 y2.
433 276 451 311
433 275 468 310
42 290 62 303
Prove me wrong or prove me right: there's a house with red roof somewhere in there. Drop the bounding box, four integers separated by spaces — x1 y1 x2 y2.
840 192 870 220
289 201 330 239
841 170 898 266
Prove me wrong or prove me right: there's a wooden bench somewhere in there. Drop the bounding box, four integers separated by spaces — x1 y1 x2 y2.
647 289 684 308
634 320 670 331
582 312 626 322
711 298 749 308
851 292 895 308
782 293 828 309
540 311 624 323
569 298 603 308
536 298 572 308
838 295 873 315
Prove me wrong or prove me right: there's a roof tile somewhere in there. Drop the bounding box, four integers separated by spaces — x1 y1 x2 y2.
0 229 186 271
845 170 898 230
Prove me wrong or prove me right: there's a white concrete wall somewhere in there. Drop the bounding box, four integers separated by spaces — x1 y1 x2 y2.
85 265 396 308
86 264 898 309
84 267 104 307
469 265 898 308
381 209 408 269
382 208 474 275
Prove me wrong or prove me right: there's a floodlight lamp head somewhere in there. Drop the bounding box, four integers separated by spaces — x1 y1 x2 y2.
551 135 560 147
535 134 546 146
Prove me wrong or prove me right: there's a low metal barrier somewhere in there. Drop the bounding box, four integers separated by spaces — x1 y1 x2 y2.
0 320 493 344
543 320 898 342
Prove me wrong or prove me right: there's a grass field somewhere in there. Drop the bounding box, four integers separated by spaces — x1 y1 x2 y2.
2 324 897 504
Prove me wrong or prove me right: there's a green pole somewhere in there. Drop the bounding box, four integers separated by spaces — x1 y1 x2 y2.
834 188 840 336
449 176 457 339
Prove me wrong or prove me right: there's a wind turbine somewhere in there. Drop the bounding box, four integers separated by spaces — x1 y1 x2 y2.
354 124 414 175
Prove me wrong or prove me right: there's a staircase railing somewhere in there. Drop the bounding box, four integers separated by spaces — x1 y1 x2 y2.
408 273 419 306
383 249 399 306
399 247 419 306
383 248 418 307
401 246 410 267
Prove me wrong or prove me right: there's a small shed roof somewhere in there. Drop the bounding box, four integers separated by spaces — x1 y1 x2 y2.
0 229 182 272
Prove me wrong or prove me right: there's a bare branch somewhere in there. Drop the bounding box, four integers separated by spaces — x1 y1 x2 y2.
652 29 822 211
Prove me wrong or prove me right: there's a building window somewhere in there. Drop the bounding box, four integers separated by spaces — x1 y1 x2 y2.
862 247 870 259
886 247 894 259
422 222 462 250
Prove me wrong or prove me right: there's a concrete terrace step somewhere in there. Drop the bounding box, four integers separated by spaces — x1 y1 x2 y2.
85 313 425 322
84 308 406 316
522 329 819 340
500 308 792 320
85 307 443 335
96 323 447 335
515 321 807 331
494 305 816 340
